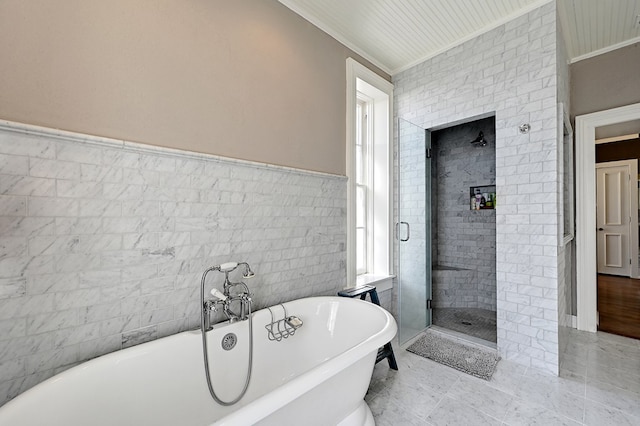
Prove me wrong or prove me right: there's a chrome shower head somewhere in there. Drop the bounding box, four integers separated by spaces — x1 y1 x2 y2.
470 131 487 147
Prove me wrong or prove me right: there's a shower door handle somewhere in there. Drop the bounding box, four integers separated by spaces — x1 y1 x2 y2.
398 221 410 242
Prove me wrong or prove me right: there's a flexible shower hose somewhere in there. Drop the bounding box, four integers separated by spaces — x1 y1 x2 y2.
200 269 253 406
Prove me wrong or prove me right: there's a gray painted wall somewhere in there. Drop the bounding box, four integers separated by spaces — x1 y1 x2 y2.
0 0 389 176
571 42 640 120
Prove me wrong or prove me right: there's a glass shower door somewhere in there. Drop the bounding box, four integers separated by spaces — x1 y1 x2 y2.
397 118 432 344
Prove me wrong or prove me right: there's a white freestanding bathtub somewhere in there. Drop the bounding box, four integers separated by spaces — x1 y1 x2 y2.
0 296 397 426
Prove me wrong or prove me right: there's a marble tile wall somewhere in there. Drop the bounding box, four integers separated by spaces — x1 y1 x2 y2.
556 13 573 330
394 2 562 374
0 122 347 406
432 268 479 309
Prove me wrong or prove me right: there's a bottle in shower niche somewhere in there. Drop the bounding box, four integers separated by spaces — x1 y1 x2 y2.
484 192 492 208
471 196 477 210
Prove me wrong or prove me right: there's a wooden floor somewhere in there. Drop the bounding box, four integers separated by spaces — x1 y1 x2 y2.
598 274 640 340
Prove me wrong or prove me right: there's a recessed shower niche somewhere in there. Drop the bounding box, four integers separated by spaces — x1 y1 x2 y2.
431 116 497 344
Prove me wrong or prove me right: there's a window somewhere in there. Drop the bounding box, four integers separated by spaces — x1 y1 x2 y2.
346 58 393 288
355 98 372 274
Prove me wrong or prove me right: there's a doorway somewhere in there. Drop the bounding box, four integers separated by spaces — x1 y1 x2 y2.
594 138 640 339
576 102 640 332
396 115 497 346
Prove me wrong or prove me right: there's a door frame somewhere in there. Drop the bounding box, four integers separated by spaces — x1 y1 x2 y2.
594 159 638 277
576 102 640 332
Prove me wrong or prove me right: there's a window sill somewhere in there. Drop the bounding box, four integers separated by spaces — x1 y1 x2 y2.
354 274 395 293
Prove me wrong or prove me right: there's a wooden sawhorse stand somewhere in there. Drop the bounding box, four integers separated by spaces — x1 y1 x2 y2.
337 285 398 370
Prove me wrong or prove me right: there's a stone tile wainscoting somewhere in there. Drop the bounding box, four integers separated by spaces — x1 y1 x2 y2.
0 121 347 406
394 1 564 374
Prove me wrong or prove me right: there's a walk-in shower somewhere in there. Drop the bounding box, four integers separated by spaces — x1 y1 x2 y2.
397 116 497 345
431 116 497 343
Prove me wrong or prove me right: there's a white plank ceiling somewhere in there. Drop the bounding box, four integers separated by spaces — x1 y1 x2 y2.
279 0 640 75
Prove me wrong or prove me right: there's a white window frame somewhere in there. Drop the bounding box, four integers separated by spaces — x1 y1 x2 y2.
346 58 394 289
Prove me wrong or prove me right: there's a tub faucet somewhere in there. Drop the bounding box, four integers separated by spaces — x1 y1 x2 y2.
201 262 254 330
199 261 256 406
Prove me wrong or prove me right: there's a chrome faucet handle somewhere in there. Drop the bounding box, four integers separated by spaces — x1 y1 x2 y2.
204 298 223 311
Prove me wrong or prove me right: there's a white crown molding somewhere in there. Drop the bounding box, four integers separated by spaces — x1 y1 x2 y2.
570 35 640 64
0 119 347 181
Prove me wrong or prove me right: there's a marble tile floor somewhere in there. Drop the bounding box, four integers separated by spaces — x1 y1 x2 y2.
366 327 640 425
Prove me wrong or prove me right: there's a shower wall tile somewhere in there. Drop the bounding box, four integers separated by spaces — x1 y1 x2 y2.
431 116 496 311
394 1 561 374
0 277 26 300
0 123 347 407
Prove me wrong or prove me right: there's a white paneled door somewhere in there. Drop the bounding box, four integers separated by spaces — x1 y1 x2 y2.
596 161 633 276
